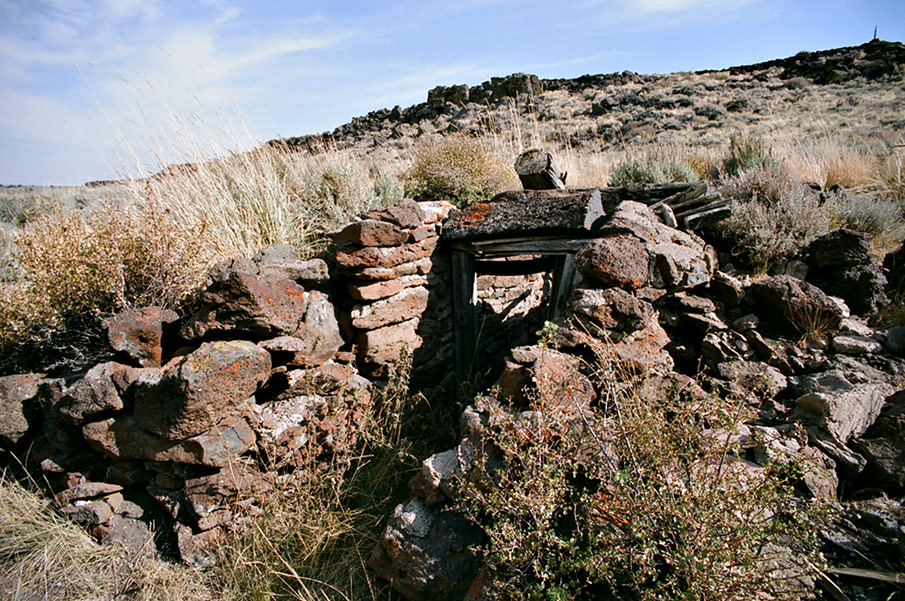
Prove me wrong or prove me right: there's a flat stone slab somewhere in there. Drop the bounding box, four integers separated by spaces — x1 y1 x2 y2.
442 188 605 241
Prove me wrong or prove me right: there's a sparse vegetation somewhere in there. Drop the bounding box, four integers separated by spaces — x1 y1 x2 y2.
0 471 210 601
454 341 826 600
610 158 699 186
717 165 830 273
405 134 518 207
723 133 778 176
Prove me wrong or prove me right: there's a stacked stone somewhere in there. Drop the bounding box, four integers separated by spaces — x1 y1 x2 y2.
475 271 549 360
333 199 455 381
0 248 370 567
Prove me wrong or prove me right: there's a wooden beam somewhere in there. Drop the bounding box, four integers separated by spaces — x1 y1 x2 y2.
549 253 577 321
451 250 478 395
475 256 556 276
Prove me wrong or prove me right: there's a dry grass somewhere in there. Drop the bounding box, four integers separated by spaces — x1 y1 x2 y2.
778 137 881 191
0 471 211 601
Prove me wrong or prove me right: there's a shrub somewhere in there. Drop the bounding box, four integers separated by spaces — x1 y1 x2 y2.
825 190 905 255
723 133 777 176
0 202 207 370
718 165 830 273
405 134 518 207
610 158 700 186
455 343 826 600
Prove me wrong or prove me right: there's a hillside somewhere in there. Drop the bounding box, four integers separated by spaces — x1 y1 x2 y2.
273 39 905 165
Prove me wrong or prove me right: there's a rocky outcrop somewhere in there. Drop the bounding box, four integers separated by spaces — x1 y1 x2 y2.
804 229 888 316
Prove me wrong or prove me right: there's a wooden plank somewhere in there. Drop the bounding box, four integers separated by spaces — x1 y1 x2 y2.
829 567 905 584
549 253 577 321
458 238 591 256
452 250 478 395
475 256 556 276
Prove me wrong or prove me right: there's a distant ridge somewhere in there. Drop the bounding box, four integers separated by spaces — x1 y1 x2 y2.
271 39 904 154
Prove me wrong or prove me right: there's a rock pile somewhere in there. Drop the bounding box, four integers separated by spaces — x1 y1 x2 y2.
0 247 368 566
370 201 905 601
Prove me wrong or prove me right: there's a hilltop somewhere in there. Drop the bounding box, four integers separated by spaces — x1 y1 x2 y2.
273 39 905 163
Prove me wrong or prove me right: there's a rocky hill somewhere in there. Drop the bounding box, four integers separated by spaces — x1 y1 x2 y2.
273 39 905 163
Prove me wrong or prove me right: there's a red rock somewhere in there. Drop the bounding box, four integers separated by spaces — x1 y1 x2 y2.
105 306 179 367
334 219 409 247
180 267 310 340
576 236 650 290
133 341 271 439
347 274 432 301
336 237 438 270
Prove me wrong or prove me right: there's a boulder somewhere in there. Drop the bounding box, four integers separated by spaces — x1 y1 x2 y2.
493 347 595 410
251 243 300 266
804 229 888 315
795 378 895 443
747 275 844 338
259 258 331 287
717 361 788 399
56 362 147 425
575 201 716 290
83 414 256 467
0 373 43 446
365 199 429 229
569 287 655 336
105 307 179 367
134 341 270 439
369 497 483 601
853 391 905 492
181 260 311 339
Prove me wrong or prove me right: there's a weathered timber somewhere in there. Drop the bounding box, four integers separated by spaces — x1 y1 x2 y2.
549 254 577 320
514 149 567 190
599 182 708 214
681 203 731 230
442 189 604 242
451 237 591 257
474 256 556 276
452 251 478 391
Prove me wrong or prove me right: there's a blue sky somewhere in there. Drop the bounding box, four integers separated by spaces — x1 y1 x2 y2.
1 0 903 185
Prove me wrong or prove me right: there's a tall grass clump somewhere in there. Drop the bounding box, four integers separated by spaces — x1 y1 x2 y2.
131 145 403 261
778 137 880 191
455 341 826 600
405 134 518 207
0 471 210 601
718 165 830 273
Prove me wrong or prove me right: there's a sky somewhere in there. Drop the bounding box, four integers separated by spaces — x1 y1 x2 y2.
1 0 903 185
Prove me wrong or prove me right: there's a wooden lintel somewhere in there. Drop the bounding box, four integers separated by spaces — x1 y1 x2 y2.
475 257 556 276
